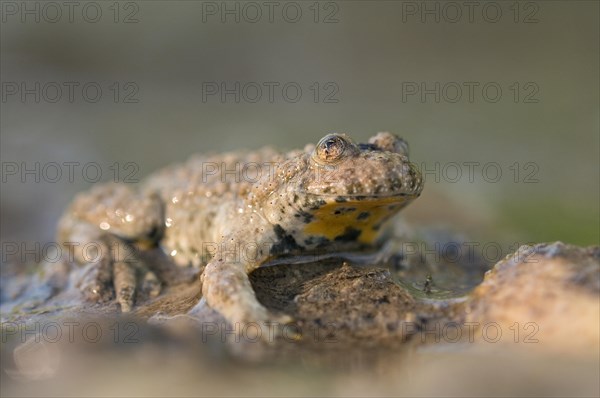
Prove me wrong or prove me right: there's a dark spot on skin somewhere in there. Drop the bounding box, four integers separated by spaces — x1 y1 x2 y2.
357 212 370 220
294 210 314 223
333 207 356 215
334 227 362 242
304 236 330 247
146 225 164 243
271 224 302 255
307 198 327 210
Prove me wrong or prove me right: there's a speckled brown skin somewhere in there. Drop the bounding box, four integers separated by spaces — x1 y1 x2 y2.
57 133 423 326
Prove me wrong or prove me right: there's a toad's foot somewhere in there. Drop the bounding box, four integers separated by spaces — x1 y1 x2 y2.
196 260 294 341
75 237 162 312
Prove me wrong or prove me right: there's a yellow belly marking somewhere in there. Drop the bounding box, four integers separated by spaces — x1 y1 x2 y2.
303 197 410 244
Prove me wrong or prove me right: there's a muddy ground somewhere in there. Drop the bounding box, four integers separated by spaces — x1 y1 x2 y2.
1 242 599 396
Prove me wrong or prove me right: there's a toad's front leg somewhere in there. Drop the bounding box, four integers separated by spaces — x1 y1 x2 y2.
200 260 270 323
197 233 292 330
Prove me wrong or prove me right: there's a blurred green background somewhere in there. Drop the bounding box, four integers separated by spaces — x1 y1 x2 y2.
1 0 598 252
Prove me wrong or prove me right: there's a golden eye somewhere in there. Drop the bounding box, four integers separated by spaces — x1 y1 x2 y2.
315 134 348 163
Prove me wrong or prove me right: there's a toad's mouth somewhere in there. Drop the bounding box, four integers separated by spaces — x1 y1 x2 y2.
300 188 422 204
317 191 421 201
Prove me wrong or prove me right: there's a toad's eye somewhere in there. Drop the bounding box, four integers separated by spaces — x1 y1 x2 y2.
315 134 348 163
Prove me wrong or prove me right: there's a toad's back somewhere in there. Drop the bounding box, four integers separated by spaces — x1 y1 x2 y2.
140 147 288 266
